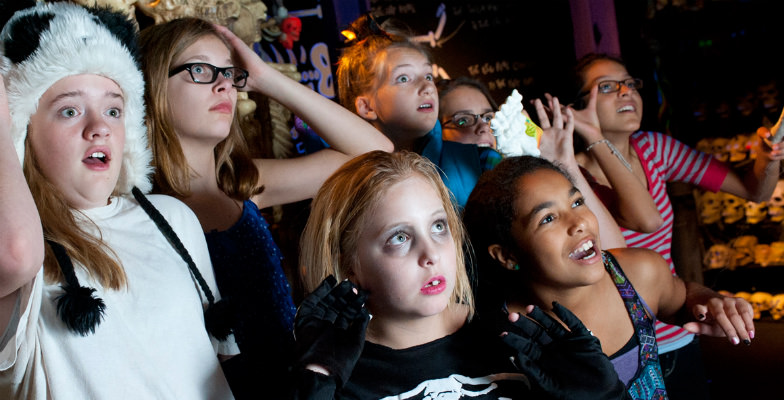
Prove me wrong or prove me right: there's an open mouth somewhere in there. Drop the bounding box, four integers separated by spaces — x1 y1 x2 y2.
424 279 441 287
418 103 433 110
85 151 108 164
569 240 597 260
616 105 635 113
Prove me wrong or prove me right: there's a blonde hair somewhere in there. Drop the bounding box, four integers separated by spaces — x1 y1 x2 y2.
139 18 261 200
24 139 126 289
336 15 431 112
299 150 474 318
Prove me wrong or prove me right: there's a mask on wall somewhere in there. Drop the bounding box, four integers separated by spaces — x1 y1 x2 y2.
697 190 723 225
745 200 768 224
720 192 746 224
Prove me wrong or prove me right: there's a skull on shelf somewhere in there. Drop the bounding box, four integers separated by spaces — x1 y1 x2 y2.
697 190 723 225
754 244 771 266
727 134 749 162
696 137 713 154
770 294 784 320
730 236 758 267
710 137 730 162
767 242 784 266
745 200 768 224
749 292 773 319
734 291 753 302
703 244 732 269
721 192 747 224
767 180 784 222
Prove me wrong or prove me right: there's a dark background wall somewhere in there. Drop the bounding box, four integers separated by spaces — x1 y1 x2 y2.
271 0 782 147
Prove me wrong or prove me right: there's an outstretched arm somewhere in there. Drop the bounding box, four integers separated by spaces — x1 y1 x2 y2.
536 96 626 249
0 72 44 333
213 25 393 207
720 115 784 202
571 88 663 233
622 248 754 346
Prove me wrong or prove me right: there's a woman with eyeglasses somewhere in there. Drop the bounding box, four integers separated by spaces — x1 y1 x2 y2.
138 18 392 399
437 77 499 149
569 53 784 398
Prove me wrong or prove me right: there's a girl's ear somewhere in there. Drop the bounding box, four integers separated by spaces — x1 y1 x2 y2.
488 244 518 271
355 95 378 120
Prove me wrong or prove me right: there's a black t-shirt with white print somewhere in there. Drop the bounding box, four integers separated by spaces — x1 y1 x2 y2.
339 321 530 399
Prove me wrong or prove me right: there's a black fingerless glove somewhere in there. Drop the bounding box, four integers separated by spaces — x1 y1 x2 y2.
292 276 370 389
501 302 631 400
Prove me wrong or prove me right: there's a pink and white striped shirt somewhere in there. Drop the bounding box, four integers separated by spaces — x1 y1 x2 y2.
588 131 729 352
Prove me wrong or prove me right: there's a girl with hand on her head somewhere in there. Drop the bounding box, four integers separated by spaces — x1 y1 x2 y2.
568 53 784 397
337 14 501 207
139 18 392 398
0 3 235 399
463 155 756 399
290 151 631 400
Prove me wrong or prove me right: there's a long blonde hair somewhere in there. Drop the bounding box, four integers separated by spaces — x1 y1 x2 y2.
139 18 261 200
299 151 474 318
24 140 126 289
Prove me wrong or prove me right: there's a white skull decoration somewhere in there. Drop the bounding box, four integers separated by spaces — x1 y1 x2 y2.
745 200 768 224
721 192 746 224
770 294 784 320
703 244 732 269
749 292 773 319
727 134 749 163
697 190 723 225
730 236 758 267
767 180 784 222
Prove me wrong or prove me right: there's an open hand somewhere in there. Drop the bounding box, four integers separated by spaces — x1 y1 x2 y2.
500 302 629 400
293 275 370 388
683 294 755 346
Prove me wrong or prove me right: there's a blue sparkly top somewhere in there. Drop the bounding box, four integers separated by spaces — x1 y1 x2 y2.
204 200 296 359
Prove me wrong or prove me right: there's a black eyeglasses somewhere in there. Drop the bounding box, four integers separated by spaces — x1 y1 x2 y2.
596 78 643 94
168 63 249 88
443 112 494 129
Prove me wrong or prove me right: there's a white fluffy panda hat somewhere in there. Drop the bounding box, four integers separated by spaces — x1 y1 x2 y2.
0 1 152 194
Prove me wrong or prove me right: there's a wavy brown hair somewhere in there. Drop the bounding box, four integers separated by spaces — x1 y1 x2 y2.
299 150 474 318
139 17 261 200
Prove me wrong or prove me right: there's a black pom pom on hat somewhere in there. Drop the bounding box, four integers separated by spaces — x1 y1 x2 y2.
47 240 106 336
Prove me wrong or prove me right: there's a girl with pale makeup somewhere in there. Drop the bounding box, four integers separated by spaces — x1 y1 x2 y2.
463 155 756 399
1 3 235 398
569 53 784 398
139 18 392 398
289 150 632 399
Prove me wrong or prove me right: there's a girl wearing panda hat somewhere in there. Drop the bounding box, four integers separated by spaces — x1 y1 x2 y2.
0 2 236 398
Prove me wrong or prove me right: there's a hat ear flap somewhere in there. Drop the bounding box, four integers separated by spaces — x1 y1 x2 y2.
0 0 36 31
1 9 53 64
84 6 139 64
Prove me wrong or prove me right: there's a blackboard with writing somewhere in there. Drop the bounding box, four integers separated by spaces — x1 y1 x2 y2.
366 0 576 106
